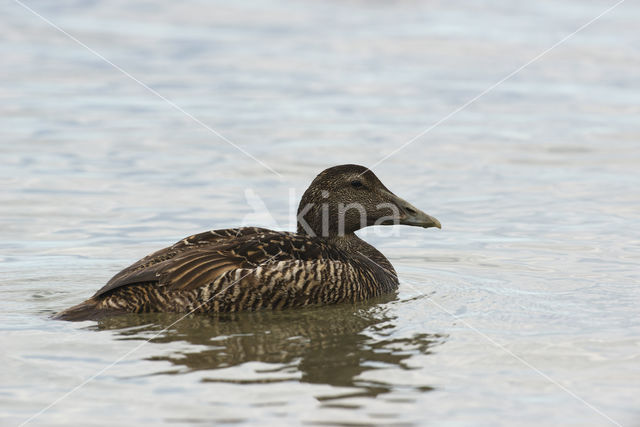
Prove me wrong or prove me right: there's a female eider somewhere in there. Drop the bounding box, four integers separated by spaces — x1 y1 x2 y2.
55 165 441 321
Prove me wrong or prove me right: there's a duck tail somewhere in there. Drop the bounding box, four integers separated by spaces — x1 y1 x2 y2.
53 298 112 322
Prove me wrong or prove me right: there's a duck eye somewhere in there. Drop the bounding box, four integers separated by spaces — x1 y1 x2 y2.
350 180 363 188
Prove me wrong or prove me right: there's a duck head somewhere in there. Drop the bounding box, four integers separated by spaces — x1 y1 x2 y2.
296 164 441 237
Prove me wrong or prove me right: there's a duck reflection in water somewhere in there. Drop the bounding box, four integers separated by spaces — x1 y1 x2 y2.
92 296 445 401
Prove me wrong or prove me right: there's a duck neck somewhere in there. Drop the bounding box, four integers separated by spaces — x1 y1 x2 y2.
295 190 396 276
328 233 396 277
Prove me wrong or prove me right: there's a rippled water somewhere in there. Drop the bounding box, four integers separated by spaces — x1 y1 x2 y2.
2 0 639 425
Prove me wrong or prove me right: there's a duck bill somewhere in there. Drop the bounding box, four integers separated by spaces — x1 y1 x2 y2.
400 209 441 229
387 192 442 229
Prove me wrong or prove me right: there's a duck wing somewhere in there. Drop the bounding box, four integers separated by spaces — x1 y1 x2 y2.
93 227 337 298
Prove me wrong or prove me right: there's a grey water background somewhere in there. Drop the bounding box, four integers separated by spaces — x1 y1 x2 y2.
1 0 639 425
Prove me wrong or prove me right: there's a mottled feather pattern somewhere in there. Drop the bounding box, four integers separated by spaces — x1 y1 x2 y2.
84 227 398 316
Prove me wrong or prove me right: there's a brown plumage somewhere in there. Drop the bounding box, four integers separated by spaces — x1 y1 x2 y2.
55 165 441 321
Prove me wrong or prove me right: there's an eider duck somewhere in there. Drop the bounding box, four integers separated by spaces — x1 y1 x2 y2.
55 165 441 321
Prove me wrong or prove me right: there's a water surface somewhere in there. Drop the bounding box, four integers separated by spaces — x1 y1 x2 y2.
1 0 639 425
